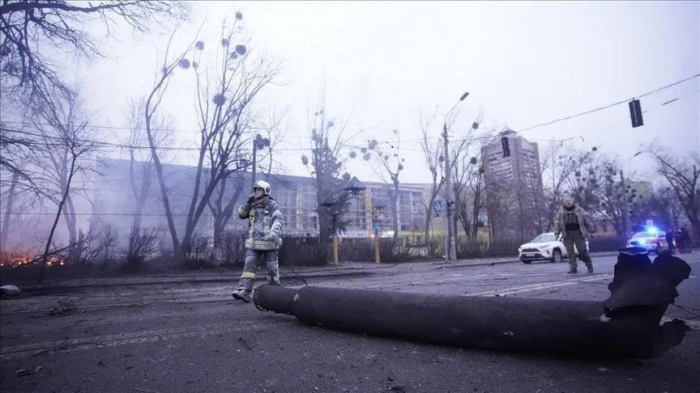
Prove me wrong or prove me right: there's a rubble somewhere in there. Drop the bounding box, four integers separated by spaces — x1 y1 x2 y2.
0 284 22 298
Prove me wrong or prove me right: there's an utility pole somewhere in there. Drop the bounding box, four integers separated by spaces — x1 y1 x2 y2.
440 91 469 261
443 122 456 261
251 139 257 187
251 134 270 187
620 169 630 238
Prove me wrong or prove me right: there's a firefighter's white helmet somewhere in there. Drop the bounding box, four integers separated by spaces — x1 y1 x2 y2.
253 180 271 195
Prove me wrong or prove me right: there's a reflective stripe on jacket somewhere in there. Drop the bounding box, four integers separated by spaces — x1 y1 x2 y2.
238 197 283 250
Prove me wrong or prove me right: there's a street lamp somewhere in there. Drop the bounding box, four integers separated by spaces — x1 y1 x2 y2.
443 91 469 261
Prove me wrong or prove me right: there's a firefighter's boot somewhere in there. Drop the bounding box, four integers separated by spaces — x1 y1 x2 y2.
232 288 251 303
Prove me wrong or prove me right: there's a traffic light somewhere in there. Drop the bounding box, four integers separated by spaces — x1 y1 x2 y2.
501 137 510 158
629 99 644 128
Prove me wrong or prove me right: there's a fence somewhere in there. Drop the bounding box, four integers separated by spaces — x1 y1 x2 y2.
0 230 633 284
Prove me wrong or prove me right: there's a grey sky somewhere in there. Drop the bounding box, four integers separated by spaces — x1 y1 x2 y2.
76 1 699 185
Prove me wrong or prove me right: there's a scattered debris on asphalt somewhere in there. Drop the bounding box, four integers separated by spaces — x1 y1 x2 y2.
237 336 253 350
1 284 22 298
47 300 78 317
15 365 42 377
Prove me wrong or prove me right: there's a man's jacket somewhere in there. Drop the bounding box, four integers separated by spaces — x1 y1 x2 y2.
553 205 596 239
238 196 284 250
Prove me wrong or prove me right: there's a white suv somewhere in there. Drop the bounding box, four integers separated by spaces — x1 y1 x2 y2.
517 232 585 264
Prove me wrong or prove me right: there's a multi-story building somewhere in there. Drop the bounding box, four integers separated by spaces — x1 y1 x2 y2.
481 128 544 239
88 158 428 247
482 129 542 188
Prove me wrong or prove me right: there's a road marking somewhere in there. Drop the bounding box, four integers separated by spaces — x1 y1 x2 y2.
465 274 614 297
0 319 286 361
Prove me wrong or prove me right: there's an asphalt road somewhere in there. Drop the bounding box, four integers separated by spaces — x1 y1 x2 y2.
1 253 698 393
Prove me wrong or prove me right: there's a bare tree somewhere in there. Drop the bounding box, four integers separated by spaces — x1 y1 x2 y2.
417 111 444 244
484 180 517 241
363 130 404 244
0 133 48 251
301 92 358 246
0 0 188 103
207 172 245 252
0 171 20 249
144 18 280 259
206 108 285 255
27 87 97 254
446 116 481 240
540 143 598 229
0 123 33 182
28 87 96 283
454 153 487 239
121 97 172 261
124 98 172 230
642 186 684 230
647 147 700 241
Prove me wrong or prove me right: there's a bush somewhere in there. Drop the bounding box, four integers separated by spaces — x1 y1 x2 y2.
456 237 524 259
218 230 247 266
182 231 210 262
124 227 161 271
588 236 627 252
278 235 329 266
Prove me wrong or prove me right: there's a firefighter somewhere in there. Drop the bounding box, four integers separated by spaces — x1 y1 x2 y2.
231 180 284 302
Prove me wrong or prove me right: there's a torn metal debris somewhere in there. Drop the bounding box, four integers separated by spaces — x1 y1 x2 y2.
0 284 22 298
254 250 691 359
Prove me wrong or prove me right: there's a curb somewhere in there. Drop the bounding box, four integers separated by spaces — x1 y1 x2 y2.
435 251 621 269
2 252 623 294
10 270 378 294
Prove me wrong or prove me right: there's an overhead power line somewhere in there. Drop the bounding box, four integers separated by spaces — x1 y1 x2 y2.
2 73 696 155
517 72 700 134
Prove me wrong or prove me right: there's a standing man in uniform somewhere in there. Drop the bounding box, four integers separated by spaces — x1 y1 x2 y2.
554 196 596 274
232 180 284 302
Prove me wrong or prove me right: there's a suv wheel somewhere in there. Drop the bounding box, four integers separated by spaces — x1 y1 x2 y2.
551 249 562 263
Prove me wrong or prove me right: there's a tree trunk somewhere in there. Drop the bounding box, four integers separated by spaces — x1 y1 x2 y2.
423 208 432 247
132 162 153 232
471 189 481 239
1 172 19 250
181 171 222 256
219 182 244 232
145 108 180 256
391 183 399 245
63 194 77 244
39 154 77 284
63 193 79 263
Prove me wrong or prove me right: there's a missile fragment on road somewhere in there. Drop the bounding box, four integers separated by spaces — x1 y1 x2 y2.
254 251 691 359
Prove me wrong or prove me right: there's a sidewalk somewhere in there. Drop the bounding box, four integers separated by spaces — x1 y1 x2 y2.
5 251 620 293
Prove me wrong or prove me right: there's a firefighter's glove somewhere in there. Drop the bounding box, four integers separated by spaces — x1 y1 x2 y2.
263 231 279 243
